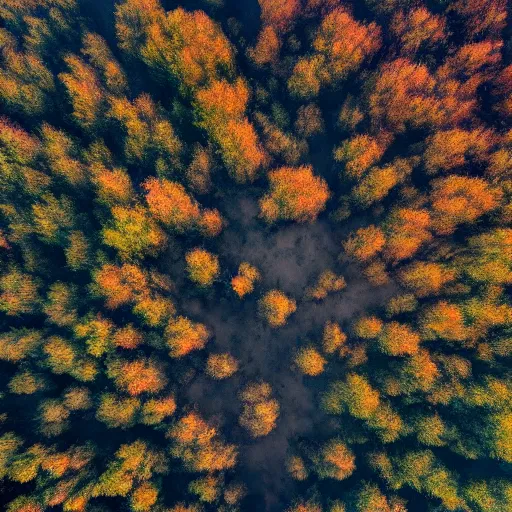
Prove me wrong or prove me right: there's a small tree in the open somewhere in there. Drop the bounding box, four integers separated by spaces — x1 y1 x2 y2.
258 290 297 327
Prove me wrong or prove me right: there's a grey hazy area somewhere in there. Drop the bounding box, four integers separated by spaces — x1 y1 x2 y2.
170 192 397 510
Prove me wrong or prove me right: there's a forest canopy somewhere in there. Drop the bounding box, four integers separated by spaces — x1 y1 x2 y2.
0 0 511 511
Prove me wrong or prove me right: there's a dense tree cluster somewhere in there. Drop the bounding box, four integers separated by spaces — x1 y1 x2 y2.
0 0 511 511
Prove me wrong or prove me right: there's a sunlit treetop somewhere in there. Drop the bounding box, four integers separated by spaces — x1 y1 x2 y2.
260 165 330 223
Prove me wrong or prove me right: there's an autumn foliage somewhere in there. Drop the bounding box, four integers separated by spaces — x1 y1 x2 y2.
0 0 511 511
239 382 280 437
258 290 297 327
260 166 330 223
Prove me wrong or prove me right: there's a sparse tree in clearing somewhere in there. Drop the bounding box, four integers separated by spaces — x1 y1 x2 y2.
286 455 308 481
322 321 347 355
258 290 297 327
231 262 260 298
295 346 327 376
206 353 239 379
239 382 280 437
306 270 345 300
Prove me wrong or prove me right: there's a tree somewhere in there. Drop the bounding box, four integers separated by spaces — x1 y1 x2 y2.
295 347 327 376
224 482 247 506
449 0 507 39
436 40 502 124
372 450 464 510
311 8 381 86
287 500 322 512
59 55 105 131
188 476 221 504
185 248 220 287
258 290 297 327
0 329 41 362
0 32 55 118
353 316 383 339
248 26 280 66
102 205 167 261
195 79 264 182
74 315 114 358
109 94 182 174
377 322 420 356
390 7 446 56
286 455 308 481
369 59 442 132
168 412 237 471
363 260 390 287
260 166 330 223
186 144 213 194
398 261 456 297
206 353 239 379
113 325 144 350
322 321 347 355
40 124 86 187
343 226 385 262
115 0 165 57
239 382 280 437
116 3 234 89
93 263 147 309
231 262 260 298
255 111 307 165
397 350 440 394
314 439 355 480
258 0 300 33
464 479 512 512
0 267 40 316
31 193 76 245
92 166 134 206
354 482 402 512
38 399 70 437
295 103 324 137
429 176 502 235
131 482 158 511
386 294 418 317
351 164 401 207
7 496 44 512
306 270 345 300
65 231 90 271
322 373 380 419
414 413 447 447
165 316 210 358
383 208 432 263
288 56 322 100
420 301 468 342
141 395 176 425
8 370 45 395
44 282 79 327
143 178 201 232
43 336 76 376
460 228 512 285
107 357 167 396
423 128 493 174
62 387 92 412
198 208 223 238
96 393 140 429
82 32 127 95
